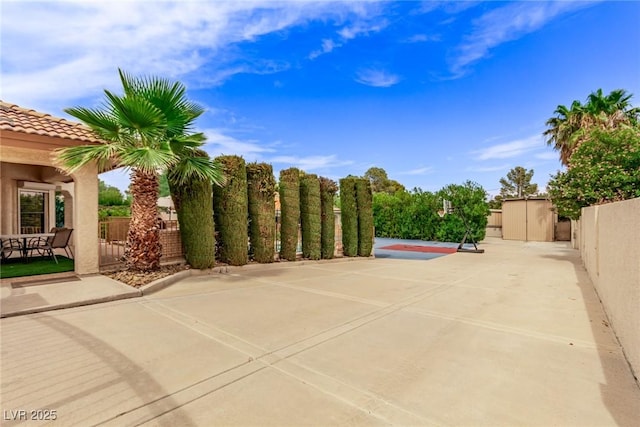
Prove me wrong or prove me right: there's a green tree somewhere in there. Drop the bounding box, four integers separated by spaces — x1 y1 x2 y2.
56 69 223 272
98 180 128 206
487 195 503 210
437 181 489 242
544 89 639 166
548 127 640 220
363 167 405 194
499 166 538 199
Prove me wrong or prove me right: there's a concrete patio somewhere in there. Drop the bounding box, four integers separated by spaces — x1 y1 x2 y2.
1 238 639 426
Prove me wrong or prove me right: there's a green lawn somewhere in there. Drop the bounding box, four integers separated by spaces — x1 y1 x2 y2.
0 256 74 279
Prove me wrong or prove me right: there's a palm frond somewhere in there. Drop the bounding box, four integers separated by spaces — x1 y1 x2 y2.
169 133 207 154
64 106 122 140
169 156 226 186
103 90 167 145
119 147 177 174
54 143 121 174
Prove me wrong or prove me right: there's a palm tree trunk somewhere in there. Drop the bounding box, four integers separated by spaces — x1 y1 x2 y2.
125 169 161 272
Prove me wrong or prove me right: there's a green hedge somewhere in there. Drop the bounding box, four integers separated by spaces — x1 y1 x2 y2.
372 182 489 243
300 174 321 260
372 190 440 240
319 177 338 259
213 155 248 266
247 162 276 263
355 178 374 257
279 168 300 261
339 177 358 257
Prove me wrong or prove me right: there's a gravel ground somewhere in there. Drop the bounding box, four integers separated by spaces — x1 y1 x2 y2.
104 264 190 288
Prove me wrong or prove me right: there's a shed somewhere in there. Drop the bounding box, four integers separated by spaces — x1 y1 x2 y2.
502 198 555 242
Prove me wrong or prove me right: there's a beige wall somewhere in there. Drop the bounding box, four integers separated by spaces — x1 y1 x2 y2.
579 198 640 379
0 146 99 274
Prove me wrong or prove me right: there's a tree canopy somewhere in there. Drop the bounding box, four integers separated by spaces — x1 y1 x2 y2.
363 167 405 194
499 166 538 199
548 127 640 219
544 89 639 167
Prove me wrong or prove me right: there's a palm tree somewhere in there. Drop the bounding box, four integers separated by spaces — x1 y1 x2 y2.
56 69 223 272
543 100 586 166
544 89 639 167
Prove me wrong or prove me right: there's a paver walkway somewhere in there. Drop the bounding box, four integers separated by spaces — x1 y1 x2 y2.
1 239 639 426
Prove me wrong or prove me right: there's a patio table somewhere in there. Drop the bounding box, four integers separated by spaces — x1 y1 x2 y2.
0 233 55 260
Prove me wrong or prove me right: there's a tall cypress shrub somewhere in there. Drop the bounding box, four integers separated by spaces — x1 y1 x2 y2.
246 162 276 263
169 174 215 269
168 150 216 269
340 177 358 257
279 168 300 261
319 177 338 259
300 173 321 260
356 178 374 257
212 155 248 266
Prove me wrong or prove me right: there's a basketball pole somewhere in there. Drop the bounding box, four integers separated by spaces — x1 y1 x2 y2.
441 199 484 254
455 208 484 254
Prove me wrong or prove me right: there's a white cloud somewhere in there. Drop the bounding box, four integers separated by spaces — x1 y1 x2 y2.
355 68 400 88
404 33 441 43
399 167 434 175
309 39 343 60
337 19 388 40
308 13 387 60
0 1 380 109
204 129 275 161
450 1 599 76
473 135 544 160
268 155 353 171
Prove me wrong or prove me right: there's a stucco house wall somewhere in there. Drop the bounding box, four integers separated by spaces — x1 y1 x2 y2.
0 102 102 275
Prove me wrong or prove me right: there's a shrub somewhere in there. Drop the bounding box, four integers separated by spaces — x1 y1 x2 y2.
319 177 338 259
169 175 215 269
355 178 374 256
340 177 358 256
247 162 276 263
213 155 248 266
300 173 322 260
279 168 300 261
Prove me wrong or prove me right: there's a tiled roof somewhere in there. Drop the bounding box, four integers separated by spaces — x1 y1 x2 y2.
0 101 103 143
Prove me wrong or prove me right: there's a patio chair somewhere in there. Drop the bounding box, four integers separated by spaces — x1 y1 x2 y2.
27 228 74 264
1 238 23 260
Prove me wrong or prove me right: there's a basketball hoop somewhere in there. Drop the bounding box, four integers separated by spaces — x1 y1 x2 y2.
437 209 445 218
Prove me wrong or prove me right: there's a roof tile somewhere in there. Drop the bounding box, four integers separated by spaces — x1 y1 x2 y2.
0 101 103 143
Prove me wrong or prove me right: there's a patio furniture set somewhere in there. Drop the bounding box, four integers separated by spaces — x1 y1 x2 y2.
0 227 74 264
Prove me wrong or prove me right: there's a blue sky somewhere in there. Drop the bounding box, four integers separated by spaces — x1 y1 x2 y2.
2 1 639 197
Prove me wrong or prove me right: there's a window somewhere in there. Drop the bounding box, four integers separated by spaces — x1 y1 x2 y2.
19 190 48 233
